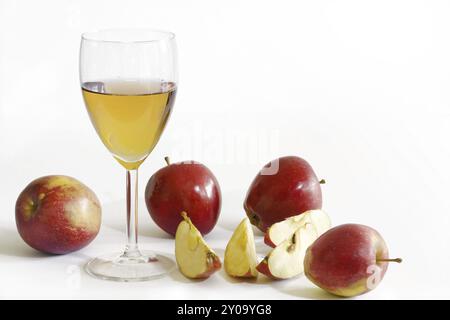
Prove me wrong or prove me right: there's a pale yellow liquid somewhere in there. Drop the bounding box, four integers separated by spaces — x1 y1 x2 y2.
82 80 176 170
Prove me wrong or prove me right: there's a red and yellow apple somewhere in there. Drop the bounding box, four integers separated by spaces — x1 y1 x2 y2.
244 156 323 232
15 175 101 254
145 157 221 236
304 224 402 297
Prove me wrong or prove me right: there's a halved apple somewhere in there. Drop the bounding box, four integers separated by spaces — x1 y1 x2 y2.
264 210 331 247
224 218 258 278
175 212 221 279
257 222 318 279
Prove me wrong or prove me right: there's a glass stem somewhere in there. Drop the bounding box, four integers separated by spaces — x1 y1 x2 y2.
123 169 141 258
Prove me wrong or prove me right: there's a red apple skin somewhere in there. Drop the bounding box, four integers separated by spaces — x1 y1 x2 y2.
263 233 277 248
198 255 222 279
304 224 390 297
241 270 256 278
145 161 221 236
15 175 101 255
244 156 322 232
256 259 280 280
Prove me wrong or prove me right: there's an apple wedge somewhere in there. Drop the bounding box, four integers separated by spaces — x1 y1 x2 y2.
175 212 221 279
224 218 258 278
257 222 318 279
264 210 331 247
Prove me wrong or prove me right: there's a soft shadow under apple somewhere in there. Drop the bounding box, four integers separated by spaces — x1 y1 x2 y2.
219 268 275 285
0 227 47 258
168 268 213 284
276 285 340 300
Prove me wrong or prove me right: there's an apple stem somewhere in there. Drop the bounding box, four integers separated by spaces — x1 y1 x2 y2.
319 179 326 184
377 258 403 263
164 156 171 166
180 211 188 220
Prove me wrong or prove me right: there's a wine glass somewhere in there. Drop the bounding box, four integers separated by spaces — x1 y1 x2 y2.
79 29 177 281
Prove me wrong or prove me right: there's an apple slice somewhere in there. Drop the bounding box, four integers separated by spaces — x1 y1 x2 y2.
175 212 221 279
257 222 318 279
224 218 258 278
264 210 331 247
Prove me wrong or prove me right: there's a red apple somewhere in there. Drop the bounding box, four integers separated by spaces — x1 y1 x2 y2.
244 156 323 232
145 157 221 236
15 175 101 254
304 224 402 297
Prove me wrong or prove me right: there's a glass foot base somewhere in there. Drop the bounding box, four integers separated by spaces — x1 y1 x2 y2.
85 251 175 282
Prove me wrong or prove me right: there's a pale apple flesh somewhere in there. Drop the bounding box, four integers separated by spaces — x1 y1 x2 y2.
257 222 318 280
175 212 221 279
224 218 258 278
264 209 331 247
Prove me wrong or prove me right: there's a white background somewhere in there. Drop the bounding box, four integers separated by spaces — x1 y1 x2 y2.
1 0 449 299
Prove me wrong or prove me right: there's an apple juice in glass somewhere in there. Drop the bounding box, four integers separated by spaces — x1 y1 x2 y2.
79 29 177 281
